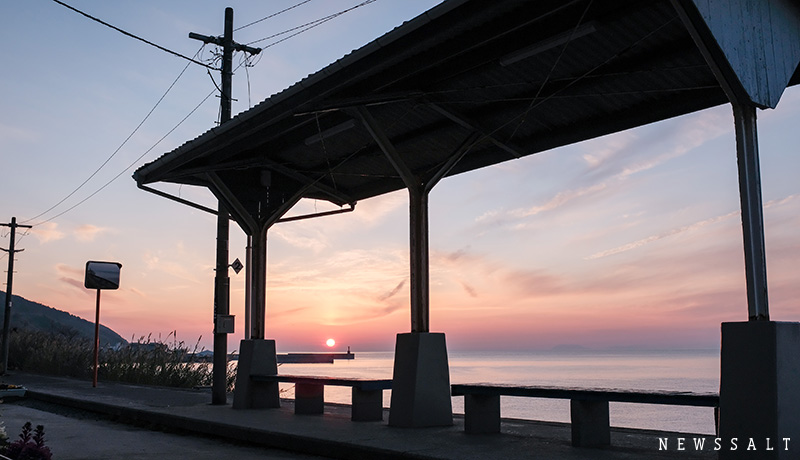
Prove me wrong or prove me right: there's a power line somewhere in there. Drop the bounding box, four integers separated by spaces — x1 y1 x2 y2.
22 47 203 225
13 230 30 247
30 88 218 227
508 0 594 140
234 0 314 31
51 0 217 70
30 1 374 226
246 0 379 46
243 54 253 108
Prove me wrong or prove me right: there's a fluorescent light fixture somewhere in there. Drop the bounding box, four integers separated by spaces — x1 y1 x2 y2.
500 22 597 66
305 119 357 145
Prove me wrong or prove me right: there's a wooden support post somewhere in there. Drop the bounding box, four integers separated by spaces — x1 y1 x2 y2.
409 187 430 333
250 225 268 340
244 235 252 340
732 104 769 321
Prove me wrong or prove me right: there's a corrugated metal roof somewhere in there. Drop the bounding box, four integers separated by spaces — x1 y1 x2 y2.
133 0 799 227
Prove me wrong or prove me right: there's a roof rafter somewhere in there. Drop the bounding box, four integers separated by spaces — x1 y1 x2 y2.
426 102 524 159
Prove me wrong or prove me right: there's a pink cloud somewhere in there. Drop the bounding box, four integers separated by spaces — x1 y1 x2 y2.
74 224 108 242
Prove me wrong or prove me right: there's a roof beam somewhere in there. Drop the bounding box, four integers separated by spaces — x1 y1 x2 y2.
425 131 482 193
426 102 524 159
294 90 424 116
356 106 419 189
174 156 355 206
205 172 258 234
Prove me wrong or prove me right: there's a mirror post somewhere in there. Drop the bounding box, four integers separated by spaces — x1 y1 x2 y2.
93 289 101 388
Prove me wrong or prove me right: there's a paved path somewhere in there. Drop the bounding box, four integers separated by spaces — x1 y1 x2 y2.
2 400 328 460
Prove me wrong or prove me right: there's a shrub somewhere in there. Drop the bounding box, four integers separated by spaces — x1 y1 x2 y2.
7 328 92 378
1 422 53 460
8 328 237 391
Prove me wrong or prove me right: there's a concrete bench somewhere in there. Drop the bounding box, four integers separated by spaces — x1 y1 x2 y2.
251 374 391 421
451 384 719 447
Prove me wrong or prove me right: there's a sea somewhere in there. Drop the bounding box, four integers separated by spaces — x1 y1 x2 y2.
273 348 719 435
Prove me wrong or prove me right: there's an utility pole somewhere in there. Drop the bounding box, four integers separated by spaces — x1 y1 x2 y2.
1 217 33 375
190 8 261 406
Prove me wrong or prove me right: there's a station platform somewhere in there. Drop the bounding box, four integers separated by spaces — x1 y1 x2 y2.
1 373 714 459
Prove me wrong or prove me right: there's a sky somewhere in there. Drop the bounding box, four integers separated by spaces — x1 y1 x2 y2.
1 0 798 353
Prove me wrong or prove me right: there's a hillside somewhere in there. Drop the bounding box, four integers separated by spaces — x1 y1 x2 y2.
0 291 127 346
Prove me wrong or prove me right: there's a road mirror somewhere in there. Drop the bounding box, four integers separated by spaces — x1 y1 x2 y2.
84 261 122 290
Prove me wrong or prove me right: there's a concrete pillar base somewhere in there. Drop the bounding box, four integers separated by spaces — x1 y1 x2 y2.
719 321 800 459
232 339 280 409
388 332 453 427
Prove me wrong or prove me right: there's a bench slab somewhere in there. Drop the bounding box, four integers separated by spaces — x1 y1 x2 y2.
452 383 719 447
451 384 719 406
251 374 391 421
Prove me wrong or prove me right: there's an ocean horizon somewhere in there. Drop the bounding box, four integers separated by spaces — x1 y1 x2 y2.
269 348 719 435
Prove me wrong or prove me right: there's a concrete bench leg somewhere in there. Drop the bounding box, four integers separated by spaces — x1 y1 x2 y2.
463 394 501 434
294 383 324 414
351 388 383 421
570 399 610 447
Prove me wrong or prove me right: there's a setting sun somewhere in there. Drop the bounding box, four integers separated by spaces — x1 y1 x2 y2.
326 338 336 348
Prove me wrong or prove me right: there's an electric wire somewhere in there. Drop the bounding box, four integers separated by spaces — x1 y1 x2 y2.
246 0 379 47
508 0 594 141
51 0 217 70
245 15 334 46
249 15 344 50
302 12 684 183
26 52 241 227
30 89 218 228
21 1 376 229
13 230 31 246
22 46 203 225
244 54 253 108
234 0 314 31
439 9 682 161
314 112 337 190
206 69 223 95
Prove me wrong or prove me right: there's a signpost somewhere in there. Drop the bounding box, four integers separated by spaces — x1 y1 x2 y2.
84 261 121 387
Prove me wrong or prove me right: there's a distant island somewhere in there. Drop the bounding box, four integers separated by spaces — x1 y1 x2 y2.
0 291 126 347
549 344 591 352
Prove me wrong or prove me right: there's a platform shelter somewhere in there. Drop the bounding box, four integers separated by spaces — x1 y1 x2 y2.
134 0 800 449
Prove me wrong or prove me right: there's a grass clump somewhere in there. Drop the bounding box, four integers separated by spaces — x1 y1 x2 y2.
7 327 91 379
7 328 236 391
